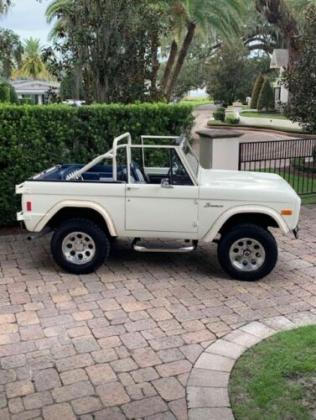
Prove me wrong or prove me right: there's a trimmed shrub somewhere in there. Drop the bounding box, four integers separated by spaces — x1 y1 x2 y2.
0 83 10 103
257 78 274 111
19 98 33 105
9 85 18 104
213 107 225 121
0 103 193 226
225 114 240 124
250 73 264 109
0 83 18 104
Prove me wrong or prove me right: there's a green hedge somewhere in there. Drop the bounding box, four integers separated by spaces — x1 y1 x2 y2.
0 103 193 226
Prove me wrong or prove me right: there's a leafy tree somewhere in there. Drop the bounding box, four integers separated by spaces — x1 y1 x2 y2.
283 5 316 132
250 73 265 109
0 0 11 14
13 38 52 80
206 45 270 105
46 0 166 103
45 0 248 103
0 28 23 78
257 77 274 111
255 0 316 65
60 72 84 100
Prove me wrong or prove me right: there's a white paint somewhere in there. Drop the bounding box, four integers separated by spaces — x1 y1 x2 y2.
16 133 301 242
212 138 240 171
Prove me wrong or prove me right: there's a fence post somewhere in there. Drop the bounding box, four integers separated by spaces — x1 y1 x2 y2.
196 129 244 170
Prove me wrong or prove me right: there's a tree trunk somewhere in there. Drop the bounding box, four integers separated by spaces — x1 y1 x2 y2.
165 21 196 102
161 40 178 96
74 63 82 100
150 29 160 101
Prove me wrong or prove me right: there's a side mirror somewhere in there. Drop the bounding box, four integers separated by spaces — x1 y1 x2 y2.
161 178 173 188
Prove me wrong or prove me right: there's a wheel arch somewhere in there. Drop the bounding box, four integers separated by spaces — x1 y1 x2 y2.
202 206 289 242
35 201 117 237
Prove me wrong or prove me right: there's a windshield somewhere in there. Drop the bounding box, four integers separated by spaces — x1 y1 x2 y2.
182 140 199 178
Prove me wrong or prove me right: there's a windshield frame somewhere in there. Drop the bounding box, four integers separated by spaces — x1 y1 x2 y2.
179 138 200 181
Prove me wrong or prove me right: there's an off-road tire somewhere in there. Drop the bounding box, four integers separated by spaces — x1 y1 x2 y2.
51 218 110 274
217 223 278 281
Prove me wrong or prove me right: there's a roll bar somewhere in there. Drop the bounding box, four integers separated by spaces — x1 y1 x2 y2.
112 133 132 181
66 132 187 182
66 132 131 181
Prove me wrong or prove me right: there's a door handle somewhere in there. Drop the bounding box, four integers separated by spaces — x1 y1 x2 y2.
127 186 140 191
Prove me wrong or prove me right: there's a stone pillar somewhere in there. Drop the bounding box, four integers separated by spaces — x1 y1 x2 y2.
197 129 244 170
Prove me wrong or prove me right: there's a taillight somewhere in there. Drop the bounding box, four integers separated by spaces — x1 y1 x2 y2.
26 201 32 212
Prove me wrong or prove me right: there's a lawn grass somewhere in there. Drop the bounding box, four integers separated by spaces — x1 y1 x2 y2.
178 97 213 107
301 194 316 205
229 325 316 420
207 120 307 134
267 168 316 196
240 111 288 120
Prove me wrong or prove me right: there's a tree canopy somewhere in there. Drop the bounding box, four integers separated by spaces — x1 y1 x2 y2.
0 0 313 107
283 5 316 131
0 28 23 79
44 0 247 103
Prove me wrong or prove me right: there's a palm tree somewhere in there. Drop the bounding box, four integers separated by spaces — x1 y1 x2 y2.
46 0 74 40
161 0 247 101
255 0 301 66
13 38 52 80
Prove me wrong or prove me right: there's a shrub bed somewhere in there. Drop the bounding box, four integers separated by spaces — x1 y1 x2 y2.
291 158 316 174
0 103 193 226
213 107 225 122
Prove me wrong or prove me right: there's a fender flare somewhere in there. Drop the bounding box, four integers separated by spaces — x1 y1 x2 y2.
202 205 289 242
34 200 117 236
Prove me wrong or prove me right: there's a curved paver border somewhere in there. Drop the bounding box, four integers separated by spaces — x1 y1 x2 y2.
186 314 316 420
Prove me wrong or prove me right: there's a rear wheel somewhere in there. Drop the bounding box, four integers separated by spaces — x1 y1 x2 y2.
217 224 278 281
51 218 110 274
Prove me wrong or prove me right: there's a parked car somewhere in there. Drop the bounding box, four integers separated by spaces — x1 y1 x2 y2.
16 133 301 281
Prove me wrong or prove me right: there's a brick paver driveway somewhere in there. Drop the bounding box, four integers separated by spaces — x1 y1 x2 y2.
0 206 315 419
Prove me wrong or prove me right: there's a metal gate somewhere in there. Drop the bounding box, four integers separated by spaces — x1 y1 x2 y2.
238 139 316 196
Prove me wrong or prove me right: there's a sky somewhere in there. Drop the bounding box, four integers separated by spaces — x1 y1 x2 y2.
0 0 52 45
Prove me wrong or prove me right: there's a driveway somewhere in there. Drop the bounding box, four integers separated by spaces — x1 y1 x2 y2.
0 205 315 419
192 105 296 145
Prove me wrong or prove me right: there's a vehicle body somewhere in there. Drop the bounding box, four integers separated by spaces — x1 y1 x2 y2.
16 132 301 280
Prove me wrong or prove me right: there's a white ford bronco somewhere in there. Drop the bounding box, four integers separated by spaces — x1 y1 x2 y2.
16 133 301 281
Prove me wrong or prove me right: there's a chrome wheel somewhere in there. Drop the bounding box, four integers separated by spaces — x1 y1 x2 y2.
229 237 266 272
62 231 96 265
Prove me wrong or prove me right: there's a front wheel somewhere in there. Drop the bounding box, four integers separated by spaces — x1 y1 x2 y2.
217 224 278 281
51 218 110 274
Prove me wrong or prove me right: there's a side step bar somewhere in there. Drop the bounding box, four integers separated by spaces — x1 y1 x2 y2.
132 238 198 254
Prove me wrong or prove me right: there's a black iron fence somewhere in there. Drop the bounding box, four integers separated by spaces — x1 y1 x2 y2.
238 139 316 196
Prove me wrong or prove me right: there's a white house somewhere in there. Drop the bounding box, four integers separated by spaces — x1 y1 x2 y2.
270 49 289 109
9 79 60 104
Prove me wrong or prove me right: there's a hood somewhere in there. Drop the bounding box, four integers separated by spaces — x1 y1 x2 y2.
198 168 299 203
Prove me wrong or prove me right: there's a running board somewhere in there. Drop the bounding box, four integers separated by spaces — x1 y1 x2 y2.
132 238 198 254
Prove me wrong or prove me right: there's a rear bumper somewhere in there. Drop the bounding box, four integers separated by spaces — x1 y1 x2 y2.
17 211 24 221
